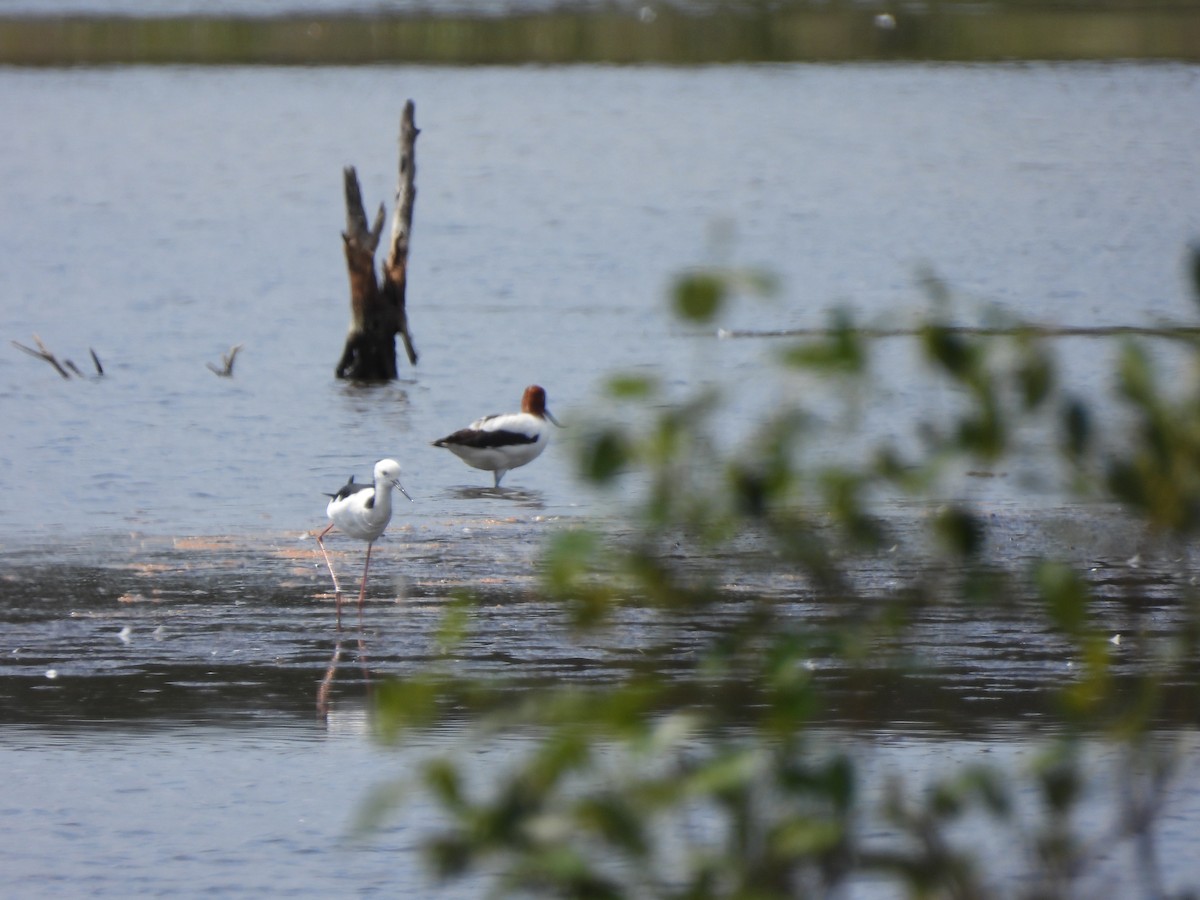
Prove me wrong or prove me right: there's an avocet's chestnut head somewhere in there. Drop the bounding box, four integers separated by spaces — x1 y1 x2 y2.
374 458 413 502
522 385 562 427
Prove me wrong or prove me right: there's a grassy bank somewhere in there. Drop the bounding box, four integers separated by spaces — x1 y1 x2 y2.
1 5 1199 66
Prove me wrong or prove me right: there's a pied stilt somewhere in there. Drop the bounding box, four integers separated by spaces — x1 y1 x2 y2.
315 458 412 629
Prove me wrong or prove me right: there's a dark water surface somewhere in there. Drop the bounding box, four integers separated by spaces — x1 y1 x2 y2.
3 63 1200 895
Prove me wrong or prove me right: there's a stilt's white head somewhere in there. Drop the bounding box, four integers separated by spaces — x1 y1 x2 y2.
374 458 413 502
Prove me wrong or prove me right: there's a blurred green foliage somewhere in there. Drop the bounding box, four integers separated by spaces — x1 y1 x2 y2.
370 260 1200 897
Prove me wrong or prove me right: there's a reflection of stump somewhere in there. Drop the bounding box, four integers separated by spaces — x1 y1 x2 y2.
335 101 419 380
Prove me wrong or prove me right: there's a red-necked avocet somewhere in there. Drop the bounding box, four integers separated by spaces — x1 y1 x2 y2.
433 384 562 488
315 458 412 630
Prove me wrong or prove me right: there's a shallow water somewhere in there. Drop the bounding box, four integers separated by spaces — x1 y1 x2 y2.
3 62 1200 895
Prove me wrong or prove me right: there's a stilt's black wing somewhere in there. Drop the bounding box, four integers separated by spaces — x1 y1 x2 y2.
324 474 373 501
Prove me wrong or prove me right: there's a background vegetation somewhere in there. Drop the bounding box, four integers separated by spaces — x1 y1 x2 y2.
2 1 1200 65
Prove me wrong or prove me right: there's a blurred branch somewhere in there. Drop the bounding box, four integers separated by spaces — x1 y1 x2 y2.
12 334 103 379
206 343 243 377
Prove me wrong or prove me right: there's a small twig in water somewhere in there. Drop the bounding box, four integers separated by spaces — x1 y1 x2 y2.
207 343 243 377
12 336 104 379
12 334 71 378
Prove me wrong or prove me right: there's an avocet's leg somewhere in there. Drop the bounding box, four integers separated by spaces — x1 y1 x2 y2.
316 523 345 631
493 469 506 488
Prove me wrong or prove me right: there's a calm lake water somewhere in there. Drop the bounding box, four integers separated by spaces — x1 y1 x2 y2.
3 62 1200 895
3 62 1199 541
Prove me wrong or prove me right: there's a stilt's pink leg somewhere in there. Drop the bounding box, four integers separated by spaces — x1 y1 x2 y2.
356 542 374 629
316 523 345 631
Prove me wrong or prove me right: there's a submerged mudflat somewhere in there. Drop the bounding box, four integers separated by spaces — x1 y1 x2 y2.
3 500 1197 733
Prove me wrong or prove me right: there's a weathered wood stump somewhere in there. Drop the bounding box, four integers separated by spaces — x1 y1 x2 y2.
335 101 419 380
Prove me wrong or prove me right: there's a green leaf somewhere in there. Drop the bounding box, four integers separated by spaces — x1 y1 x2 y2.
1035 747 1082 813
373 677 441 740
435 593 474 652
1116 341 1156 407
772 818 844 856
686 748 761 799
543 529 603 595
921 323 976 379
580 427 629 484
575 794 648 856
780 311 865 374
1015 343 1054 410
673 270 726 323
1061 398 1091 459
1034 561 1090 636
425 758 465 810
605 373 658 399
933 505 984 558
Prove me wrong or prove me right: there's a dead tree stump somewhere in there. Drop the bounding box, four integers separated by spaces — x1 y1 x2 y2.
335 101 419 380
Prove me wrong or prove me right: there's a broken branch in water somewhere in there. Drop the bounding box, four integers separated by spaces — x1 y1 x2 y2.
207 343 243 377
12 334 103 379
335 101 420 380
